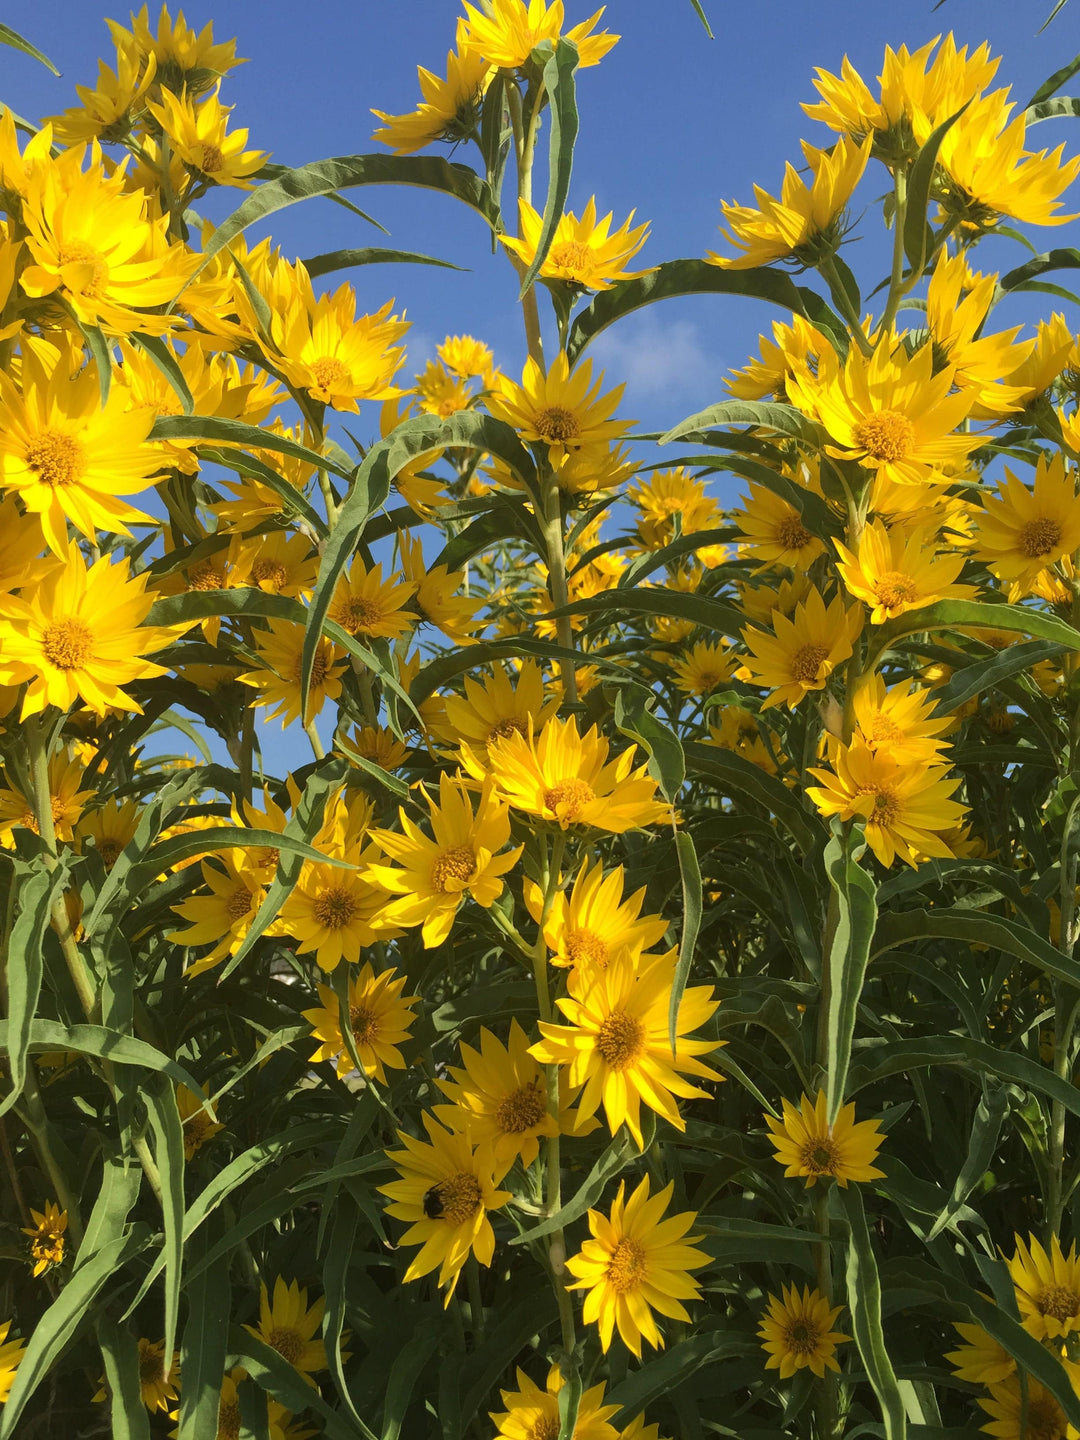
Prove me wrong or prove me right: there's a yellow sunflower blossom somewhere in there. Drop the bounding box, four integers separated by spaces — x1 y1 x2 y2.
167 850 266 977
487 351 630 468
326 560 417 643
380 1113 512 1303
109 4 245 99
278 844 396 971
1008 1234 1080 1342
850 675 953 764
226 530 318 600
131 1337 179 1413
758 1284 850 1379
944 1323 1015 1385
500 197 650 290
244 1278 327 1382
433 1020 568 1178
468 713 671 833
740 586 863 710
372 20 491 154
76 795 142 870
978 1375 1076 1440
627 468 721 549
47 46 159 145
302 964 418 1083
366 773 522 948
22 1200 67 1277
806 738 967 867
925 251 1034 417
0 548 174 719
440 333 495 382
338 724 410 772
0 1321 26 1405
726 315 832 400
667 640 735 697
236 619 347 729
732 481 825 571
974 454 1080 600
461 0 618 71
996 312 1074 413
399 532 486 644
490 1366 620 1440
834 520 975 624
765 1091 885 1188
525 857 669 974
176 1083 224 1160
707 135 871 270
0 747 94 848
147 82 268 190
706 704 781 775
530 950 722 1147
0 344 162 556
437 660 561 753
213 1366 312 1440
566 1176 709 1356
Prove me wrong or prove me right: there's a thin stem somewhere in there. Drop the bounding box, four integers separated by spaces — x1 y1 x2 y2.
818 254 872 357
878 166 909 339
813 1188 838 1440
305 720 326 761
505 80 545 367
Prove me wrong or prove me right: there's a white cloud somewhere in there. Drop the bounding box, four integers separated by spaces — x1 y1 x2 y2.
590 315 725 411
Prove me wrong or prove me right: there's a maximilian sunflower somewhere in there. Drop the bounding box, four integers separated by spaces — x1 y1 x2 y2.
236 619 347 729
486 352 630 469
500 197 651 290
924 251 1033 417
850 675 953 765
22 1201 67 1277
566 1176 709 1356
944 1323 1015 1385
131 1337 180 1413
974 454 1080 600
372 20 492 155
0 1321 26 1404
834 521 974 624
978 1375 1074 1440
244 1278 327 1382
525 857 669 974
176 1084 224 1161
326 560 417 643
626 468 720 550
277 843 396 970
758 1284 850 1379
731 481 825 572
438 660 561 753
167 851 267 977
764 1091 885 1187
0 747 94 847
489 1366 620 1440
1008 1234 1080 1342
460 0 618 71
668 640 735 697
302 963 418 1083
740 586 863 710
272 279 409 413
147 82 268 190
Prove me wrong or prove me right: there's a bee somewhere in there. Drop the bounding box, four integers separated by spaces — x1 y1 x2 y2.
422 1185 445 1219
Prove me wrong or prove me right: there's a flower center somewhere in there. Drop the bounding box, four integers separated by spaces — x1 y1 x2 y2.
798 1136 841 1177
777 515 814 550
218 1400 242 1440
873 571 919 609
548 239 593 275
187 560 227 590
784 1318 822 1355
313 885 360 930
488 716 527 741
864 712 906 746
543 778 596 820
430 843 477 892
427 1171 483 1225
567 928 608 968
535 405 581 443
527 1415 561 1440
41 618 94 670
97 838 123 868
1019 516 1063 559
311 356 351 394
57 240 109 297
1037 1283 1080 1323
25 429 85 488
265 1326 305 1365
350 1004 380 1046
1026 1395 1067 1440
335 597 384 634
855 785 899 828
595 1010 646 1071
789 643 829 684
138 1343 166 1386
605 1236 648 1294
251 558 290 591
494 1080 548 1134
224 885 254 924
194 142 225 174
694 669 725 691
291 647 330 687
852 409 916 462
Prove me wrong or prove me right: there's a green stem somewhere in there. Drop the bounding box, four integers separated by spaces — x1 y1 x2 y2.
305 720 326 761
505 80 545 367
813 1188 838 1440
818 254 872 357
878 166 909 339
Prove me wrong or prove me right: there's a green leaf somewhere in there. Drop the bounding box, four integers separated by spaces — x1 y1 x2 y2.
132 333 193 413
144 1077 186 1365
926 1083 1009 1242
686 0 715 36
839 1186 907 1440
95 1317 152 1440
660 398 824 446
903 103 970 275
1026 95 1080 122
684 740 820 851
195 154 499 272
823 827 878 1124
0 858 68 1117
929 639 1065 710
566 260 808 364
407 636 630 704
196 445 328 535
848 1035 1080 1117
228 1327 376 1440
607 1331 756 1426
553 585 747 640
150 413 354 480
510 1132 637 1244
178 1224 231 1440
6 1019 203 1092
999 247 1080 294
670 830 703 1052
519 39 579 298
381 1320 442 1440
1028 49 1080 106
874 908 1080 991
871 599 1080 660
79 319 113 406
133 823 344 885
0 21 59 73
302 246 466 278
614 687 685 799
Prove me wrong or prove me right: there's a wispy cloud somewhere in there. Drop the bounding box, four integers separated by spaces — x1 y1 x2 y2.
589 314 727 426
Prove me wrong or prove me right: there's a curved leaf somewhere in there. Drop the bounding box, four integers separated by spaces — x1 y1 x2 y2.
839 1186 907 1440
0 21 59 73
554 585 747 639
520 39 579 298
848 1035 1080 1116
823 827 878 1124
660 398 824 446
302 246 466 278
999 247 1080 294
0 858 68 1117
874 907 1080 990
6 1019 203 1092
150 413 353 480
904 103 970 275
684 740 820 851
872 599 1080 658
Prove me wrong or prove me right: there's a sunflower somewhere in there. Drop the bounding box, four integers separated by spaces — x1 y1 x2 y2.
176 1084 224 1161
326 560 417 643
372 21 491 154
1008 1235 1080 1342
0 1320 26 1404
0 548 174 719
439 660 561 753
789 337 979 489
807 739 966 867
147 83 268 190
461 0 619 71
433 1020 564 1178
978 1375 1075 1440
303 964 419 1083
726 315 831 401
531 950 722 1146
487 351 630 469
167 851 267 977
47 43 158 145
731 481 825 571
566 1175 708 1356
850 675 952 764
500 196 650 290
109 5 244 98
944 1323 1016 1385
244 1278 327 1382
0 746 94 847
974 454 1080 600
924 251 1033 417
366 774 522 948
338 724 410 772
707 704 781 775
707 135 871 269
1002 314 1074 411
22 1200 67 1277
834 521 974 624
764 1091 885 1188
758 1284 850 1379
668 640 735 697
470 714 671 834
272 281 409 413
627 468 720 550
75 795 143 870
740 586 863 710
237 619 346 729
213 1366 315 1440
133 1337 180 1413
399 532 486 644
379 1113 512 1303
0 345 162 556
278 845 396 970
525 857 669 974
490 1366 620 1440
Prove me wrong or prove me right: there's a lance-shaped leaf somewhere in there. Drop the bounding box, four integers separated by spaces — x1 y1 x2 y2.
661 398 825 446
0 21 59 72
903 103 970 276
822 826 878 1124
302 246 466 278
839 1186 907 1440
519 39 579 298
0 857 69 1117
150 413 354 481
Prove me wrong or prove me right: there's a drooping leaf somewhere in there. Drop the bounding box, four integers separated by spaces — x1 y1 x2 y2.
903 104 970 275
839 1186 908 1440
0 857 68 1117
0 21 60 73
519 39 579 298
661 398 825 446
822 827 878 1124
302 246 466 278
